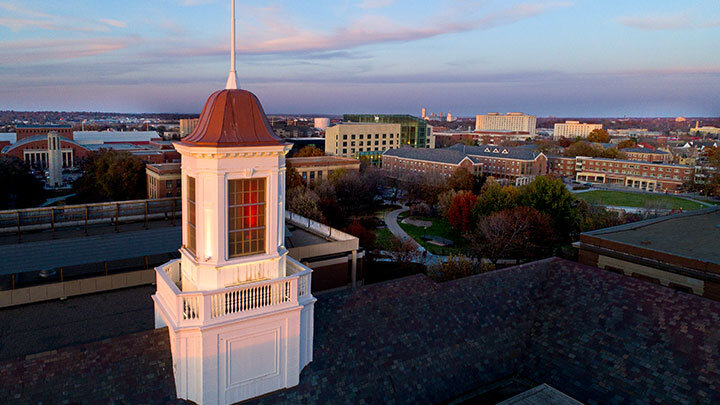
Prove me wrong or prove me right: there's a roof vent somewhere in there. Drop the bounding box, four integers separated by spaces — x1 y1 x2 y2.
493 148 499 153
484 147 490 152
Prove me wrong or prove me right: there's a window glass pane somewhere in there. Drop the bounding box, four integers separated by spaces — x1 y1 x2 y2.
228 178 266 258
186 176 196 254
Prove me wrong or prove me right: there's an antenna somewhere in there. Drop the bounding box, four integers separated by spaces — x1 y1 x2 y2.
225 0 238 89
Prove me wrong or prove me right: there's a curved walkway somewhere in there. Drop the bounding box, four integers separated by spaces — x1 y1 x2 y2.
384 207 423 250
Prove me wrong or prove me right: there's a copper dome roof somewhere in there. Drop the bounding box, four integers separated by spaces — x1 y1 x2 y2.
181 89 284 147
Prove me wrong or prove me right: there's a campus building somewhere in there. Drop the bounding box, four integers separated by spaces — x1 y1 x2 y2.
577 207 720 301
383 144 546 186
287 155 360 183
146 163 182 199
553 121 603 139
343 114 432 149
450 144 547 186
548 155 694 193
475 112 536 137
622 147 672 164
382 147 483 178
324 122 402 163
179 118 199 137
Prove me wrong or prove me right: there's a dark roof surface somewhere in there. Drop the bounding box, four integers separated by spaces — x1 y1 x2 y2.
448 143 542 160
383 147 477 165
181 89 284 147
582 206 720 264
623 147 670 154
2 258 719 404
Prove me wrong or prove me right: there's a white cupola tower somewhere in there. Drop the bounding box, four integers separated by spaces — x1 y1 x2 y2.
152 2 315 404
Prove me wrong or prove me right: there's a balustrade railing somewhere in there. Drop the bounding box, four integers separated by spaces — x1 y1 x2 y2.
154 257 312 328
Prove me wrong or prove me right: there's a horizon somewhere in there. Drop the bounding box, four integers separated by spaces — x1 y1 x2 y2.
1 1 719 116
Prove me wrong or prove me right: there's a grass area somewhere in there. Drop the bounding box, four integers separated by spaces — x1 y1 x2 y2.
576 190 705 211
375 227 395 250
398 215 468 255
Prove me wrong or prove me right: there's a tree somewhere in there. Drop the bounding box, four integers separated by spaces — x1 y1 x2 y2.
343 220 377 250
0 156 45 209
564 141 601 157
519 176 578 241
600 147 626 159
587 129 610 143
286 166 304 190
473 180 517 218
72 150 146 203
557 137 572 148
617 139 637 149
466 206 555 264
460 137 477 146
534 139 557 154
427 254 492 282
446 190 477 231
437 189 460 218
294 145 324 157
421 172 449 206
389 237 421 264
447 167 475 191
287 187 325 223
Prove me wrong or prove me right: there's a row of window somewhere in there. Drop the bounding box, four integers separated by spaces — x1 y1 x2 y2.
341 133 396 140
185 177 267 259
343 140 396 147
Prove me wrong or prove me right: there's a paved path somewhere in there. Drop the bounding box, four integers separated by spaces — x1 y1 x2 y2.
384 207 423 251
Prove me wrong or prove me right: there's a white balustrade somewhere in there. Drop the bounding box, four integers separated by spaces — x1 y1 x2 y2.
154 257 312 328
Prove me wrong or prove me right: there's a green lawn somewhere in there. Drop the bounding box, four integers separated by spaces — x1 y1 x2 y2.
576 190 705 211
398 215 467 255
375 227 395 250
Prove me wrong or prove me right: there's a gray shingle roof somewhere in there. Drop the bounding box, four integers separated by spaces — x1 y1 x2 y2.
623 147 670 155
448 143 542 160
383 147 476 165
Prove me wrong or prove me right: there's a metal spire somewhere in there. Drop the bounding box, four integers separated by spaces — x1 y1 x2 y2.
225 0 238 89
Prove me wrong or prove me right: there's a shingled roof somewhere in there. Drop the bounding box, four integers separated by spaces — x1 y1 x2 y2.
448 143 543 160
2 258 719 404
623 147 671 155
383 146 479 165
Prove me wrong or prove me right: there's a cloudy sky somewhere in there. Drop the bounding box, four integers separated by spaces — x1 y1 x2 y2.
1 0 719 116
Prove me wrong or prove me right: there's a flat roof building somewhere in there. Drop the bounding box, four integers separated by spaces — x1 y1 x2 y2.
475 112 536 137
554 121 603 140
287 155 360 183
343 114 432 149
577 207 720 300
324 122 401 163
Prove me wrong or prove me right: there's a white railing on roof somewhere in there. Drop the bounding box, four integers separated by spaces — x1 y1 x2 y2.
154 257 312 328
285 211 355 241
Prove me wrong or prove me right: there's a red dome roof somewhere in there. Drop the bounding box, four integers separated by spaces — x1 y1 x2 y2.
181 89 284 147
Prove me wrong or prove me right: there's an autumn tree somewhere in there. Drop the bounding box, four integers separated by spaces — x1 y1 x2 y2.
466 206 555 264
617 139 637 149
473 180 517 218
437 189 460 218
446 190 477 231
427 254 491 282
343 219 376 250
72 149 146 203
556 137 573 148
600 147 626 159
294 145 324 157
519 176 578 241
447 167 475 191
460 137 477 146
286 166 304 190
287 187 326 223
587 129 611 143
0 156 45 209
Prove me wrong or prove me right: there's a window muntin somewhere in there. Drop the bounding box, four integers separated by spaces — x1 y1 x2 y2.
228 178 266 258
186 176 197 254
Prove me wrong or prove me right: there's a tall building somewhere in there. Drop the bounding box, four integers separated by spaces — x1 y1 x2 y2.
313 117 329 130
475 112 536 136
343 114 432 148
553 121 603 139
421 107 427 119
179 118 199 137
324 122 402 163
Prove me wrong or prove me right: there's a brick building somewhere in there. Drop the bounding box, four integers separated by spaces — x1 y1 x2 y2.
622 147 672 163
449 144 547 185
382 147 482 178
146 163 181 199
15 124 74 141
287 155 361 183
548 155 694 193
577 207 720 301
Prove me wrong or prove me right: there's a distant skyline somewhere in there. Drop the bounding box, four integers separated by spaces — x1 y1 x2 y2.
1 0 719 116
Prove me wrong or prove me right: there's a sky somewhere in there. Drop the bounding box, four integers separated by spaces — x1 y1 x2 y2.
1 0 719 117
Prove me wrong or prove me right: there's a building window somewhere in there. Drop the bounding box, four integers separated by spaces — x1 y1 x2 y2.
166 180 173 189
186 176 197 254
228 178 266 258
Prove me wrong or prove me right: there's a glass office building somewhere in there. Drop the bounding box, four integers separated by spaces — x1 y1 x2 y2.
343 114 431 149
